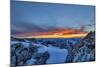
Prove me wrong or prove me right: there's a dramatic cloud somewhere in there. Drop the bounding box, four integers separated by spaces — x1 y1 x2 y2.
11 1 95 37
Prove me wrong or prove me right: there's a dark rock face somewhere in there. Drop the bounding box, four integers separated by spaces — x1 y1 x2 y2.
11 37 25 42
34 51 49 65
11 43 38 66
83 31 95 50
72 31 95 62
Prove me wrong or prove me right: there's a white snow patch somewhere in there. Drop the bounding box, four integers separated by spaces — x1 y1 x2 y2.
46 45 68 64
26 58 36 65
37 45 48 53
21 42 30 48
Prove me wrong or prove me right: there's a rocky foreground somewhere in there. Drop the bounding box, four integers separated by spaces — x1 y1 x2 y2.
11 31 95 66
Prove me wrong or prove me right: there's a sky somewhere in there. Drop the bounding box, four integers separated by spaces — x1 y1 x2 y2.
11 1 95 36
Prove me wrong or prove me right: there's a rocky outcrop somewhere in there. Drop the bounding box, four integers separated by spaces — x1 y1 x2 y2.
34 51 49 65
72 31 95 62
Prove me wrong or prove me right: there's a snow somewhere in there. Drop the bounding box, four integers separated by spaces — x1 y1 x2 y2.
37 44 48 53
11 41 30 48
11 36 95 65
26 58 36 65
32 43 42 46
11 41 19 45
33 43 68 64
46 45 68 64
21 42 30 48
20 42 69 64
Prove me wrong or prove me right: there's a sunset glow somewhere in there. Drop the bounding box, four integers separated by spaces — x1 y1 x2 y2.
27 33 87 38
17 28 88 38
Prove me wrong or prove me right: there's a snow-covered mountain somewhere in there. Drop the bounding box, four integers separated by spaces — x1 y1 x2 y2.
11 31 95 66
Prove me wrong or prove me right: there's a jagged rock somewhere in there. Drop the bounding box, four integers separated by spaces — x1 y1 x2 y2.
73 31 95 62
34 51 49 65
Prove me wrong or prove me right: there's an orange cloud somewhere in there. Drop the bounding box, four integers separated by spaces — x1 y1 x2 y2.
18 28 88 38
